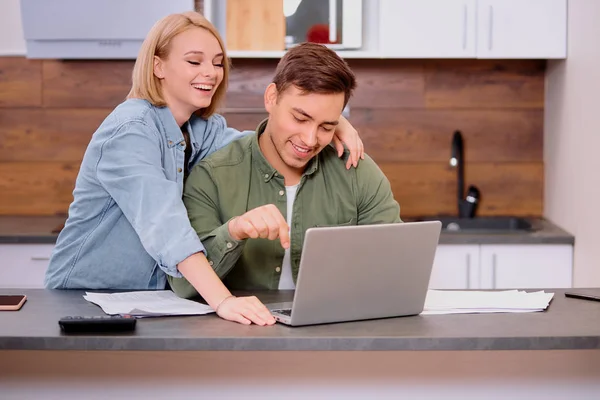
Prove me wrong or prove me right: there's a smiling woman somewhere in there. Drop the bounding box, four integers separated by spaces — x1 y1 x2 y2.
42 11 365 326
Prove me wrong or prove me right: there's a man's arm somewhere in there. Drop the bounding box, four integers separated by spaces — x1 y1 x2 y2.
355 154 402 225
168 163 246 298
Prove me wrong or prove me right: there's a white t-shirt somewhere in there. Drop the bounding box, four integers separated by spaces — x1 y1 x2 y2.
278 184 298 290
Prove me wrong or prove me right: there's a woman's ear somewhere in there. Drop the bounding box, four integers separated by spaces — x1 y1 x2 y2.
153 56 164 79
264 83 278 112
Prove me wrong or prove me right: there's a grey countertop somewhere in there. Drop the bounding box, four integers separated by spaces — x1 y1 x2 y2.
0 216 574 245
1 288 599 351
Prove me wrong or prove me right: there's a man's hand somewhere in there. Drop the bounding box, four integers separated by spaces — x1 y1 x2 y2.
228 204 290 249
216 295 276 326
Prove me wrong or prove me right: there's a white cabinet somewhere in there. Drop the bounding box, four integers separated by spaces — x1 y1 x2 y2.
476 0 567 59
480 244 573 289
0 244 54 288
429 245 479 289
429 244 573 290
379 0 476 58
377 0 566 59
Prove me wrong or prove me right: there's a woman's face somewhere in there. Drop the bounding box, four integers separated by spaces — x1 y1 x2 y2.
154 27 224 124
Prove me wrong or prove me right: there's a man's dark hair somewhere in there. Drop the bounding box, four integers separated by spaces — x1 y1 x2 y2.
272 42 357 107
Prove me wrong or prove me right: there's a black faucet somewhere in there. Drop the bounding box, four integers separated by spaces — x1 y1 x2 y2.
450 130 480 218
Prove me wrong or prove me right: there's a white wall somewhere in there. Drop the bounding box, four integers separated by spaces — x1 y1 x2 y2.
0 0 26 55
545 0 600 286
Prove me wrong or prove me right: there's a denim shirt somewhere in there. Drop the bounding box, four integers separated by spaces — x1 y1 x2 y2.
44 99 249 289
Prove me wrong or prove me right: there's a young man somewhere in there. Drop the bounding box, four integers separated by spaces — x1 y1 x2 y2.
169 42 401 304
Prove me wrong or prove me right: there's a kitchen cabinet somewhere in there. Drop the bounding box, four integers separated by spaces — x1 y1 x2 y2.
378 0 477 58
205 0 566 59
429 244 573 290
476 0 567 59
0 244 53 288
429 245 479 289
479 244 573 289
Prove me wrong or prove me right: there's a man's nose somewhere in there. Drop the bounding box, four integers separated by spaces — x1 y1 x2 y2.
301 126 318 147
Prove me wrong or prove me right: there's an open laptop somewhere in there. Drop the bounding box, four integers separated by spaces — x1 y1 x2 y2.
270 221 442 326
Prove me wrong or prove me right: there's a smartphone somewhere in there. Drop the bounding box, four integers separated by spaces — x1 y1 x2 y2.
0 295 27 311
564 290 600 303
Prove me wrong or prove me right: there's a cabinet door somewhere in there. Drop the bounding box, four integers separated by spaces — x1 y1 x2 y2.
480 244 573 289
0 244 54 288
476 0 567 59
379 0 476 58
428 245 480 289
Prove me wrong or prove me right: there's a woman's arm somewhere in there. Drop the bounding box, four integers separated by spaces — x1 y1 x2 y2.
194 114 365 168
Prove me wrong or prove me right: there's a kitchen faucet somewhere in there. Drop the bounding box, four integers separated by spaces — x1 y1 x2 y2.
450 130 480 218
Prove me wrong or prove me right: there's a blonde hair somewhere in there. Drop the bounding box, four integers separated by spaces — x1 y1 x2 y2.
127 11 229 119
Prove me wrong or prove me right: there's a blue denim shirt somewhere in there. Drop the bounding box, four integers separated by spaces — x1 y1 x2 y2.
44 99 248 289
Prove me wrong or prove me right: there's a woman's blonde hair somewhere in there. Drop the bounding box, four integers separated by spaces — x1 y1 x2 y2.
127 11 229 119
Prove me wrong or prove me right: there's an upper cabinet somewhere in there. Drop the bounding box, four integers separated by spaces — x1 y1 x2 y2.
207 0 567 60
476 0 567 59
379 0 477 58
378 0 567 59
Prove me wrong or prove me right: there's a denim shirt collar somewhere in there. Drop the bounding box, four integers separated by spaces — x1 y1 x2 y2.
154 105 198 149
251 119 319 183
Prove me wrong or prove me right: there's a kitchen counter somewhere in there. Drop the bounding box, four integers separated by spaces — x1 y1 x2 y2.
0 215 574 245
0 215 65 244
1 288 599 351
2 288 599 398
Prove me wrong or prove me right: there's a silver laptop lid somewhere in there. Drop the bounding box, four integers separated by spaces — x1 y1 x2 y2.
289 221 442 326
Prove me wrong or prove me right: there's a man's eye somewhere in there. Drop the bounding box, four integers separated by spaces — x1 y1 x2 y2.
293 116 307 123
187 61 200 65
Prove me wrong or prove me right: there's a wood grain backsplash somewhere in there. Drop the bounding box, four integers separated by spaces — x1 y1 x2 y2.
0 57 545 218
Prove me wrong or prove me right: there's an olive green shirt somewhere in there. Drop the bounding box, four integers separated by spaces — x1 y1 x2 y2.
169 120 401 298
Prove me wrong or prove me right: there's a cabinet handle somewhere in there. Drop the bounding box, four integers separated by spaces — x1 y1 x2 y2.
462 4 468 50
492 253 497 288
31 257 50 261
488 5 494 50
329 0 337 43
466 253 471 289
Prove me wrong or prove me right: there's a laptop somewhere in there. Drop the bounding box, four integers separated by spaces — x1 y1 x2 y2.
270 221 442 326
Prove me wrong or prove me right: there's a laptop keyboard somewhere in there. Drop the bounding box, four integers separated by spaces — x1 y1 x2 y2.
272 309 292 316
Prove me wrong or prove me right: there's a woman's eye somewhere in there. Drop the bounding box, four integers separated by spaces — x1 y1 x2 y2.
187 61 200 65
214 63 224 68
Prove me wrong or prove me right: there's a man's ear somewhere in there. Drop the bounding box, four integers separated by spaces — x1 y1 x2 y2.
153 56 164 79
264 83 278 112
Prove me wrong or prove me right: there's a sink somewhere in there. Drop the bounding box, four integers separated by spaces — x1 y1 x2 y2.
416 216 533 233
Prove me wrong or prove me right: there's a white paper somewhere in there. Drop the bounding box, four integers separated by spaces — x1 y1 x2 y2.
83 291 215 317
421 289 554 315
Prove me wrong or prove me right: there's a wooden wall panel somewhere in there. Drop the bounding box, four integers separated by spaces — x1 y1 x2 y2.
43 60 133 108
350 109 543 163
0 57 42 107
424 60 545 109
0 56 546 217
0 163 79 215
0 109 109 162
348 60 425 109
381 163 544 218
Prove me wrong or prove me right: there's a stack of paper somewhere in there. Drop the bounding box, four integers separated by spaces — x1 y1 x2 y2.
83 291 215 317
422 289 554 315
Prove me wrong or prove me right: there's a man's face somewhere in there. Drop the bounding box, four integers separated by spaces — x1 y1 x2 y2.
264 84 345 172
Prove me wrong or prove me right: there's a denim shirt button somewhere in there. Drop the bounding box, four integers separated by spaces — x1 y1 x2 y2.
177 168 182 173
168 140 173 145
